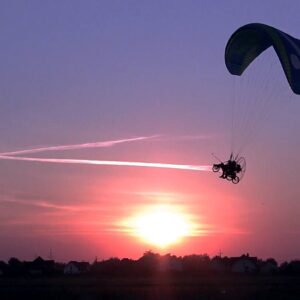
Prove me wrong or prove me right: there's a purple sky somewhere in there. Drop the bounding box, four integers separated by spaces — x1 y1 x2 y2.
0 0 299 263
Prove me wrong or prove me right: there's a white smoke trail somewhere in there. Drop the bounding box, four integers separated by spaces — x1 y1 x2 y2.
151 134 215 142
0 136 157 156
0 155 211 172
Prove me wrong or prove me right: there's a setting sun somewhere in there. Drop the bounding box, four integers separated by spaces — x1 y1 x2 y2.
128 206 195 248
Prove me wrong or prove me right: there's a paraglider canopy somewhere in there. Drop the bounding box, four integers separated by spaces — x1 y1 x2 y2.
225 23 300 95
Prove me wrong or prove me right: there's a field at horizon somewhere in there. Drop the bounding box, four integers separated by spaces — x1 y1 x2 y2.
1 275 300 300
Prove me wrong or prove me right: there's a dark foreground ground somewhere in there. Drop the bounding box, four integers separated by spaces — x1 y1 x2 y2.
1 275 300 300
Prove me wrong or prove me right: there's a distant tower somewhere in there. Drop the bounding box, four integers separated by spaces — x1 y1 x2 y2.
48 248 54 260
218 250 222 258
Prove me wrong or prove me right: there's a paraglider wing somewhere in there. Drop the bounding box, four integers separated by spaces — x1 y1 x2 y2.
225 23 300 94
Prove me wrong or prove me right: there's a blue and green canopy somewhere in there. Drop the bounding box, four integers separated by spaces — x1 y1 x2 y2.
225 23 300 94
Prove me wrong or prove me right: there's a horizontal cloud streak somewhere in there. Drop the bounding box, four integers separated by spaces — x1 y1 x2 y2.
0 197 89 211
0 155 211 172
0 136 157 156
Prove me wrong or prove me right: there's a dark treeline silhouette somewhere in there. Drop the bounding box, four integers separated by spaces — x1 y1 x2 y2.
1 251 300 278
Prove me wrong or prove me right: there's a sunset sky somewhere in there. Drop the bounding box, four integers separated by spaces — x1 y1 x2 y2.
0 0 299 263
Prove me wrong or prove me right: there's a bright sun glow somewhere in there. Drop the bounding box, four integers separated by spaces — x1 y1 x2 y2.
131 206 193 248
